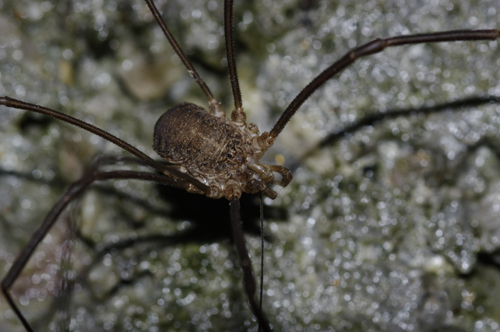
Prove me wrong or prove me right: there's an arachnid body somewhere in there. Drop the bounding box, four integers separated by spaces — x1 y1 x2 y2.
153 102 291 199
1 0 500 331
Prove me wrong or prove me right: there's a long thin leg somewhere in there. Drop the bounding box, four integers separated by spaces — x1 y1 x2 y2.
270 29 500 139
0 97 210 195
1 170 192 332
258 193 265 332
224 0 242 111
224 0 248 126
142 0 221 113
229 199 271 332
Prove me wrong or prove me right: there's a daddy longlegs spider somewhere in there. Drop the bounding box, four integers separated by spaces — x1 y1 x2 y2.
1 0 500 331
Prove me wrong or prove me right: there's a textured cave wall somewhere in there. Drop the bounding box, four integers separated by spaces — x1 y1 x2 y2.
1 0 500 331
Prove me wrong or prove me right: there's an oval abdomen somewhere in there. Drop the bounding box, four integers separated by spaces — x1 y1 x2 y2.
153 102 250 175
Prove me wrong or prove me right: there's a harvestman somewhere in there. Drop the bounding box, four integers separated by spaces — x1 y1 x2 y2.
1 0 500 331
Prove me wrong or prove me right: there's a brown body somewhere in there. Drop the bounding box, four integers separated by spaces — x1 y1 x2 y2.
154 103 252 177
153 102 292 199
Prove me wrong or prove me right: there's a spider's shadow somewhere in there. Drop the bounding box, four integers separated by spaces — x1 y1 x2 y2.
156 184 286 242
70 183 289 307
77 179 289 272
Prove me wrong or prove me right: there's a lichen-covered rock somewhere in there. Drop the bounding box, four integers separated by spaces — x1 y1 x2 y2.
1 1 500 331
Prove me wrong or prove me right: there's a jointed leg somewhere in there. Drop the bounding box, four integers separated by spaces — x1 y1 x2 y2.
269 165 292 187
230 199 272 332
270 29 500 139
0 97 210 195
1 169 193 332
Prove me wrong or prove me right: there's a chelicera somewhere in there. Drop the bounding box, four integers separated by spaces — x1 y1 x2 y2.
1 0 500 331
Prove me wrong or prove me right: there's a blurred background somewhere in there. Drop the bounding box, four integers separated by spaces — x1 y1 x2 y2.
1 0 500 331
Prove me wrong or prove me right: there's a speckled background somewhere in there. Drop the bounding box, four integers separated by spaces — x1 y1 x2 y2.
1 0 500 331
